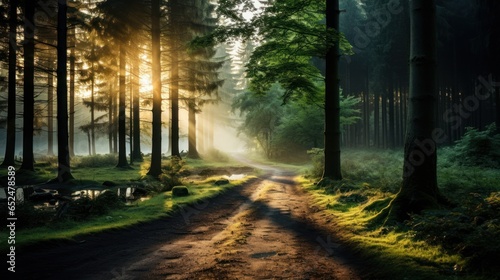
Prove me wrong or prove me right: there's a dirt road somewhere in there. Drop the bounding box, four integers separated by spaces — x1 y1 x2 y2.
14 162 365 279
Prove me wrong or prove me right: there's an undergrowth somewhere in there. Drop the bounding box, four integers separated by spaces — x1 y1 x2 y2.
303 146 500 279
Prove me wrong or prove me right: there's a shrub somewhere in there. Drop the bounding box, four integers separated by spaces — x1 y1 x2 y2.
448 123 500 168
406 192 500 274
75 154 118 168
307 148 324 178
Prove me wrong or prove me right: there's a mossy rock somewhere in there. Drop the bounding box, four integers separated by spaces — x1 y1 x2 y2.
172 186 190 197
214 178 230 186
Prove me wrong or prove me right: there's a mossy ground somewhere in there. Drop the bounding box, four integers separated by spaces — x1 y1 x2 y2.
299 148 500 279
0 154 256 252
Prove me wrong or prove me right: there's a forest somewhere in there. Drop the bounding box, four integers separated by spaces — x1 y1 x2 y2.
0 0 499 279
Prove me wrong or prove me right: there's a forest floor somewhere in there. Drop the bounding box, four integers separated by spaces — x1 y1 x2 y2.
13 159 367 280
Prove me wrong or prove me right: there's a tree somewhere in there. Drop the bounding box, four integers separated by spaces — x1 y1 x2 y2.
323 0 342 180
55 0 74 182
20 0 36 172
1 0 18 167
379 0 446 222
148 0 163 176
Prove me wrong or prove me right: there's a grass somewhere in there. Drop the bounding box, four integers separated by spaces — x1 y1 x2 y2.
0 154 257 253
298 148 500 280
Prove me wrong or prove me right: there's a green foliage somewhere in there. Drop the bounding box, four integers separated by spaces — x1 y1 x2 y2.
307 148 325 178
235 85 360 159
446 123 500 168
407 192 500 274
158 156 185 190
58 191 124 221
75 154 118 168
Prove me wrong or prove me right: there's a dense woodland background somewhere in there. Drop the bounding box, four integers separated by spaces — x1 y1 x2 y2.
0 0 500 278
0 0 499 165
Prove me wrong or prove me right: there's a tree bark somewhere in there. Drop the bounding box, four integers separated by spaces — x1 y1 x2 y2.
69 26 76 157
322 0 342 180
171 39 180 158
55 0 74 182
148 0 163 176
188 99 199 158
381 0 445 222
48 57 54 156
20 0 35 172
2 0 18 167
116 43 129 167
132 55 143 161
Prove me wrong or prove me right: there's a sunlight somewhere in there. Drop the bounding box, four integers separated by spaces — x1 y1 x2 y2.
140 74 153 93
78 89 91 99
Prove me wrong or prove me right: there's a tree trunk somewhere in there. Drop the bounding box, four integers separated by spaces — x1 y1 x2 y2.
69 26 76 157
374 91 380 147
132 53 143 161
20 1 35 172
108 81 113 153
116 43 129 167
2 0 18 167
55 0 74 182
388 74 395 148
90 58 96 155
381 0 445 222
188 99 199 158
48 58 54 156
171 40 181 158
148 0 163 176
322 0 342 180
113 77 118 154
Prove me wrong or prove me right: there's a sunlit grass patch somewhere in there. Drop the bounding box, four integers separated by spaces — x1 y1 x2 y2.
299 149 499 279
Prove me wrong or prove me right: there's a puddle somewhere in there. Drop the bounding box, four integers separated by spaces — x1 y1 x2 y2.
250 251 277 259
224 174 246 180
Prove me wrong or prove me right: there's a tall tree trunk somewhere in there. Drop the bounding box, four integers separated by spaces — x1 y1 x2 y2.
381 88 387 148
198 111 205 154
2 0 18 167
388 74 395 148
208 106 214 150
108 81 113 154
374 91 380 147
132 53 143 161
322 0 342 180
148 0 163 176
55 0 74 182
496 89 500 132
69 26 76 157
113 77 118 154
20 1 35 171
116 43 129 167
187 99 199 158
48 57 54 156
90 57 96 155
171 40 180 158
381 0 445 222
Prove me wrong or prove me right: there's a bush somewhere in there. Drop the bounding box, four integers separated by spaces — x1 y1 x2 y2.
406 192 500 274
448 123 500 168
75 154 118 168
158 156 184 191
307 148 324 178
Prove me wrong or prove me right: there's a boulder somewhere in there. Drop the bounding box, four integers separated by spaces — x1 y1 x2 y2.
172 186 189 197
214 178 230 186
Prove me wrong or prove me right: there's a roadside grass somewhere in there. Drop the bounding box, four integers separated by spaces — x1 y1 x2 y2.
0 154 256 253
299 148 500 280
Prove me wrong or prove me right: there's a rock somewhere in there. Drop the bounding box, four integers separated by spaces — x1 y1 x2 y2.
172 186 189 197
214 178 230 186
102 181 117 187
